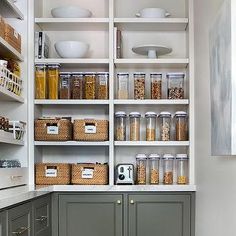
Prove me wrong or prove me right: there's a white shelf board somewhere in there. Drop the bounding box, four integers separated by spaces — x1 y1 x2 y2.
114 58 189 69
34 99 109 105
34 141 110 146
114 99 189 105
114 18 189 31
0 37 24 61
35 18 109 31
0 0 24 20
0 130 24 145
114 141 190 147
0 87 24 103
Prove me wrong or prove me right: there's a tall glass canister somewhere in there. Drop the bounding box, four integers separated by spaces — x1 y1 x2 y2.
158 112 172 141
145 112 157 141
136 154 147 185
115 111 127 141
174 111 188 141
129 112 141 141
163 154 174 185
167 73 185 99
148 154 160 184
150 73 162 99
176 154 189 184
47 63 60 99
134 72 145 100
117 73 129 99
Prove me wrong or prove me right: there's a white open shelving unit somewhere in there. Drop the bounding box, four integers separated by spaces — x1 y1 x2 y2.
29 0 195 191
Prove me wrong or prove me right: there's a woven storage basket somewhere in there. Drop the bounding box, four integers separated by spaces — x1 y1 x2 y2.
35 163 71 185
4 23 21 53
35 118 72 141
71 163 109 185
73 119 109 141
0 16 5 39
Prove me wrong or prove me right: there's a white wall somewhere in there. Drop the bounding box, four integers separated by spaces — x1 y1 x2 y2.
194 0 236 235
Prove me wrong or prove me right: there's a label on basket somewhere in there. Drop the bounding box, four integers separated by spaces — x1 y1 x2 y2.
47 126 59 135
85 125 96 134
82 168 94 179
45 168 57 177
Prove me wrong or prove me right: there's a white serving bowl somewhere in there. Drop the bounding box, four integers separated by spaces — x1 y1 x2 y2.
55 41 89 58
51 6 92 18
136 8 170 18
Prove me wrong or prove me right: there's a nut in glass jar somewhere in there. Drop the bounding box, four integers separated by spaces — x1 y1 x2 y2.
134 72 145 100
136 154 147 185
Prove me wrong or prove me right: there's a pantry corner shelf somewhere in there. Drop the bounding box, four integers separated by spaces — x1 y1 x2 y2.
0 130 24 146
34 141 110 146
34 100 110 105
0 0 24 20
0 87 24 103
114 141 190 147
114 99 189 105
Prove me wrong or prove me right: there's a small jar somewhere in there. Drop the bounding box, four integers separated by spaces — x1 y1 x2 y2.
129 112 141 141
174 111 188 141
35 64 47 99
97 72 109 100
176 154 189 185
163 154 174 185
158 112 172 141
136 154 147 185
71 72 83 99
84 72 96 99
148 154 160 184
167 73 185 99
134 72 145 100
59 72 71 99
47 64 60 99
117 73 129 99
145 112 157 141
151 73 162 99
115 111 127 141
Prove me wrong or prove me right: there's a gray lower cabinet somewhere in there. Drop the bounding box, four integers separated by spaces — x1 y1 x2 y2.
58 194 123 236
0 211 7 236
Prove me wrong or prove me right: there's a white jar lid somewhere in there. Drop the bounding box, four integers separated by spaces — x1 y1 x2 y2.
158 112 172 118
136 154 147 160
163 154 174 160
148 154 160 159
145 112 157 117
174 111 187 117
134 72 146 75
150 72 162 76
176 154 188 159
129 112 141 118
84 72 96 74
166 72 185 78
115 111 127 117
117 72 129 75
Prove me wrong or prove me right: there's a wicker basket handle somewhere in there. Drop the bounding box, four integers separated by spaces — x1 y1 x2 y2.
83 120 97 127
45 165 59 170
45 122 59 127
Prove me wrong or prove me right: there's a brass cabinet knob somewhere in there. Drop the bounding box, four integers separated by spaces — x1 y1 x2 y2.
130 200 134 204
117 200 121 204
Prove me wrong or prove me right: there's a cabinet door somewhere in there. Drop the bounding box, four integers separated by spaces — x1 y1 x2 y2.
0 211 7 236
128 194 191 236
33 195 51 236
8 202 32 236
59 194 123 236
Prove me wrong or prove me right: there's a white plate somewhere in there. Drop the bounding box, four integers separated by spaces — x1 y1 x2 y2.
132 45 172 58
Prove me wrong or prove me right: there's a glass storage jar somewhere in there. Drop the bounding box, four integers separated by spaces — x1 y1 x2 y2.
145 112 157 141
163 154 174 185
148 154 160 184
59 72 71 99
129 112 141 141
134 72 145 100
97 72 109 100
71 72 83 99
136 154 147 185
117 73 129 99
48 64 60 99
174 111 188 141
150 73 162 99
167 73 185 99
158 112 172 141
35 64 47 99
176 154 189 184
115 111 127 141
84 72 96 99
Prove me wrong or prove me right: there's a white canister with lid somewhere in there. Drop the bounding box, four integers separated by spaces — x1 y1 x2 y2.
176 154 189 184
129 112 141 141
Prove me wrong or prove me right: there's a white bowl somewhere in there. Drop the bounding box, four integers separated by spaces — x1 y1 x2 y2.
136 8 170 18
55 41 89 58
51 6 92 18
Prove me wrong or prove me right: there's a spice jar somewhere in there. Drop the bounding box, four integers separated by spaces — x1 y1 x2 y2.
117 73 129 99
148 154 160 184
115 111 127 141
176 154 189 185
167 73 185 99
72 72 83 99
158 112 172 141
136 154 147 185
163 154 174 185
151 73 162 99
134 72 145 100
59 72 71 99
48 64 60 99
174 111 188 141
84 72 96 99
35 64 47 99
129 112 141 141
145 112 157 141
97 72 109 100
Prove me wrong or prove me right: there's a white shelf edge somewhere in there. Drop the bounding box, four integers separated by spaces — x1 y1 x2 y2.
114 58 189 64
114 18 189 23
0 0 24 20
35 18 109 23
0 130 24 145
114 99 189 105
34 100 110 105
35 58 109 64
114 141 190 146
34 141 110 146
0 87 24 103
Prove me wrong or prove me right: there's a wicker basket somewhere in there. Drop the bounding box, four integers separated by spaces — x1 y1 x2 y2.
35 163 71 185
0 16 5 39
73 119 109 141
4 23 21 53
35 118 72 141
71 163 109 185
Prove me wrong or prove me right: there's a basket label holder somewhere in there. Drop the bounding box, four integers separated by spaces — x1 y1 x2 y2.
84 122 97 134
45 166 58 178
47 123 59 135
82 168 94 179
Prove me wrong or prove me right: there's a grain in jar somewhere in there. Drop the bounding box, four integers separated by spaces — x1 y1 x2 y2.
151 73 162 99
35 64 47 99
145 112 157 141
48 64 60 99
115 111 127 141
174 111 188 141
148 154 160 184
176 154 189 185
59 72 71 99
97 72 109 99
71 72 83 99
163 154 174 185
167 73 185 99
84 72 96 99
134 72 145 100
117 73 129 99
136 154 147 185
129 112 141 141
158 112 171 141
